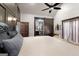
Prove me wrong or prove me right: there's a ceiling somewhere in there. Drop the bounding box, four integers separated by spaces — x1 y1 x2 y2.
18 3 62 17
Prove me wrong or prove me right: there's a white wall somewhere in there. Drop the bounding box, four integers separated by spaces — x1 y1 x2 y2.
54 3 79 36
20 13 53 36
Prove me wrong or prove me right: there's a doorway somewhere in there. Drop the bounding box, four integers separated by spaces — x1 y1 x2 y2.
34 17 54 36
20 22 29 37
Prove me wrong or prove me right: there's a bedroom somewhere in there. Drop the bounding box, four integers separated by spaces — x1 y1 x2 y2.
0 3 79 56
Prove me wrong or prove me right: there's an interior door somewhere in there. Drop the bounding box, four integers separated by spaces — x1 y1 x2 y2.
20 22 29 37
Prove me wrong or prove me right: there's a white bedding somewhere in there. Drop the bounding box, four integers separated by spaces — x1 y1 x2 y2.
19 36 79 56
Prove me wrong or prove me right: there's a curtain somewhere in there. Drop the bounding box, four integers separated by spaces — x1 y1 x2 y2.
63 18 79 44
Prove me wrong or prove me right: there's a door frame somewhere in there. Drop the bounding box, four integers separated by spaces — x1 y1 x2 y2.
34 17 54 36
34 17 45 36
20 22 29 37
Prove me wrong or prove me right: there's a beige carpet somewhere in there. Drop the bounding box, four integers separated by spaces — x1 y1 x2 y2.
19 36 79 56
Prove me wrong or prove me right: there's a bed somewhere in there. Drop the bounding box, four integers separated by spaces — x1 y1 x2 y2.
2 33 79 56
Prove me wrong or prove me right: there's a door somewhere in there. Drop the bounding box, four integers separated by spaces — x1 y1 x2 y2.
20 22 29 37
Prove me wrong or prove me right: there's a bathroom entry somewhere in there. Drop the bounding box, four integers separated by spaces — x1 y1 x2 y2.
34 17 54 36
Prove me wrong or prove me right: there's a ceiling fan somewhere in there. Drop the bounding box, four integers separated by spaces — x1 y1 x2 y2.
42 3 61 13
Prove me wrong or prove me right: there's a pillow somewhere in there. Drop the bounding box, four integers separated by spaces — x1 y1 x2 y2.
7 31 17 38
2 33 23 56
0 32 10 39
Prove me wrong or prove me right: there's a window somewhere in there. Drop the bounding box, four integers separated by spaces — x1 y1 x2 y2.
0 5 5 22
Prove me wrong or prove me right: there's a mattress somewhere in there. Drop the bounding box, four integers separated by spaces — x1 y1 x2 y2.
19 36 79 56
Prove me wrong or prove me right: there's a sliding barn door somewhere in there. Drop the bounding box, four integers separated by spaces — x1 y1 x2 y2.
62 17 79 44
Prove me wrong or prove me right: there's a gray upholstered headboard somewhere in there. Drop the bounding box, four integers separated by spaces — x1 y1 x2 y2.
0 22 23 56
2 33 23 56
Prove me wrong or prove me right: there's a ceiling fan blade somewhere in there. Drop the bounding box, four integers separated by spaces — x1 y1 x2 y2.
52 3 60 7
54 7 61 10
44 3 51 7
41 8 50 11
